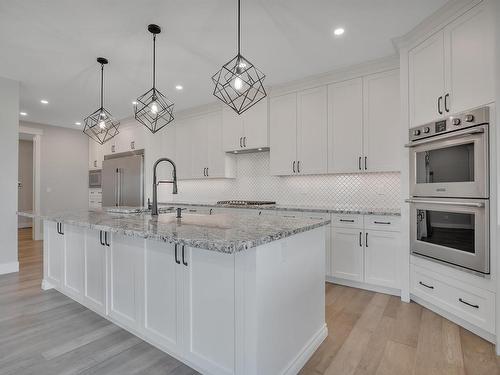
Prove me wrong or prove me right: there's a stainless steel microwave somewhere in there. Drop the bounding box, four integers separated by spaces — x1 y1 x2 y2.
89 169 102 188
407 107 489 199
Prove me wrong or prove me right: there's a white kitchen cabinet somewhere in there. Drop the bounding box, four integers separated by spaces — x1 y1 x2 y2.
327 78 363 173
222 99 269 152
144 240 182 352
89 140 103 170
408 1 494 127
174 120 193 180
63 224 85 301
83 229 107 314
270 93 297 175
302 212 332 277
364 230 399 289
191 116 210 179
108 233 144 331
331 227 364 282
181 246 235 375
363 70 401 172
44 221 64 288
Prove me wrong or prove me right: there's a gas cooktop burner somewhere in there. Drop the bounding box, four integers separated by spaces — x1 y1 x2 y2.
216 200 276 206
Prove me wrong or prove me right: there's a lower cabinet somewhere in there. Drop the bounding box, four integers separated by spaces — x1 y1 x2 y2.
364 230 399 288
83 229 108 314
63 224 85 301
331 227 364 282
44 221 65 287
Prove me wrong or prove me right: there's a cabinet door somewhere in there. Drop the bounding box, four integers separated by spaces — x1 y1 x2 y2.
409 31 445 127
303 212 332 277
44 221 64 287
328 78 363 173
84 229 107 314
175 120 193 180
63 225 85 300
222 107 244 152
297 86 328 175
191 116 209 179
270 93 297 175
109 234 144 330
243 98 269 149
363 70 401 172
182 247 235 375
206 111 226 178
144 240 181 352
364 230 399 289
331 227 363 282
445 2 495 114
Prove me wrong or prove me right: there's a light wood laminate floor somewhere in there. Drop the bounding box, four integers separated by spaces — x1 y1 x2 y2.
1 229 499 375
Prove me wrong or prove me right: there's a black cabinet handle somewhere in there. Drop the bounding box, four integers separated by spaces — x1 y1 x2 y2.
297 161 301 173
374 221 391 225
99 231 105 246
419 281 434 289
239 137 242 148
206 167 209 177
340 219 355 223
459 298 479 309
104 232 110 247
57 223 64 235
365 232 368 247
174 244 181 264
444 93 450 112
437 96 443 115
358 156 362 170
359 232 362 247
364 157 367 170
182 246 188 266
292 161 296 173
243 137 246 147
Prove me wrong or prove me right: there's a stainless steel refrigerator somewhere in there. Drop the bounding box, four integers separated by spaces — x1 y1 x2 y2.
102 150 144 207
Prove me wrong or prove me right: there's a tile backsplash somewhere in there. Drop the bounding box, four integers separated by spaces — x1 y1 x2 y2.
165 152 401 209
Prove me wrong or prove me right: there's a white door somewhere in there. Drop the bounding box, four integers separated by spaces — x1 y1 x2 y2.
175 120 193 180
363 70 401 172
63 224 85 300
409 31 445 127
364 230 399 288
243 98 269 149
445 2 495 114
331 227 363 282
144 240 182 352
222 107 244 152
45 221 64 287
84 229 107 314
206 111 225 178
109 234 144 330
191 116 209 179
270 93 297 175
182 247 235 375
297 86 328 175
328 78 363 173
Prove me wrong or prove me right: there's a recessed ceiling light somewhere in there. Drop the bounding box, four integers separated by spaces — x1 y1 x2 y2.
75 122 81 126
40 99 49 104
333 27 345 36
132 101 138 105
20 112 27 116
175 85 183 90
258 148 262 151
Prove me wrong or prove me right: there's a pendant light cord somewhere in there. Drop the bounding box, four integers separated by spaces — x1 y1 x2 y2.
237 0 241 55
152 34 156 90
100 63 104 108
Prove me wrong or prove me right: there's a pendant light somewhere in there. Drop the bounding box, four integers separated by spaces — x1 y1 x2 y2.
212 0 267 115
134 24 174 134
83 57 120 145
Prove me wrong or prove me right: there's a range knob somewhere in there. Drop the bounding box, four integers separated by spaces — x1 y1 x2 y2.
423 127 430 134
452 118 461 126
413 129 421 136
465 114 474 122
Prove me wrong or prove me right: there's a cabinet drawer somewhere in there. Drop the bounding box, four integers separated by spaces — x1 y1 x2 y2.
331 214 363 228
411 265 494 333
364 215 400 232
302 212 330 222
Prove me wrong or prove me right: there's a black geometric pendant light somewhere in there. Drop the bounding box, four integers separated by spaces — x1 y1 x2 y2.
134 24 174 134
212 0 267 115
83 57 120 145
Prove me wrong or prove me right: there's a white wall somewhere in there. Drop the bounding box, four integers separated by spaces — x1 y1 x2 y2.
0 76 19 274
20 121 89 224
18 139 33 228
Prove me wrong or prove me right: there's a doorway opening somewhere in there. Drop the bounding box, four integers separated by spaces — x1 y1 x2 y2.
18 136 33 230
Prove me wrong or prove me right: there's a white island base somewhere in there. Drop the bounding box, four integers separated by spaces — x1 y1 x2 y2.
42 221 327 375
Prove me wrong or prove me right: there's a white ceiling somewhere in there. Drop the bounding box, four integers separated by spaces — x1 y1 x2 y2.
0 0 447 128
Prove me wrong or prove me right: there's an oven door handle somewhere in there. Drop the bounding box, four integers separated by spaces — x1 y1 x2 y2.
405 199 485 208
404 127 485 148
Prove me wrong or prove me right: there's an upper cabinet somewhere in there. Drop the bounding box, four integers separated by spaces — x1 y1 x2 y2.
88 140 103 170
409 1 494 127
270 87 328 175
222 99 269 152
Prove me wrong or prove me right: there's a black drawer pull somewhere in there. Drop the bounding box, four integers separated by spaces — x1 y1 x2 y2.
459 298 479 309
174 244 181 264
374 221 391 225
182 246 188 267
419 281 434 290
340 219 355 223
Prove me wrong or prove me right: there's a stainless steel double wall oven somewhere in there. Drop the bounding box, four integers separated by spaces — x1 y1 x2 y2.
407 107 490 274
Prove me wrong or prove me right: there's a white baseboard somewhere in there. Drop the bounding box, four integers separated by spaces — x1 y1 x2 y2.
283 324 328 375
326 276 401 298
0 261 19 275
411 294 495 344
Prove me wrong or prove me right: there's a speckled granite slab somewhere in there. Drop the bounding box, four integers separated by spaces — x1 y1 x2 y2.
19 210 330 254
157 201 401 216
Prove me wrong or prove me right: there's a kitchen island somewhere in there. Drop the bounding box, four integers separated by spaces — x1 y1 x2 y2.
24 209 329 375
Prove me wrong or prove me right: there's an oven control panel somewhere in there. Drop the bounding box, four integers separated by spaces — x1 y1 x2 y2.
409 107 489 142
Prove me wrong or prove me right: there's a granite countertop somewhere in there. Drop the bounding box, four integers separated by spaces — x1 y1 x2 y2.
19 209 330 254
157 201 401 216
